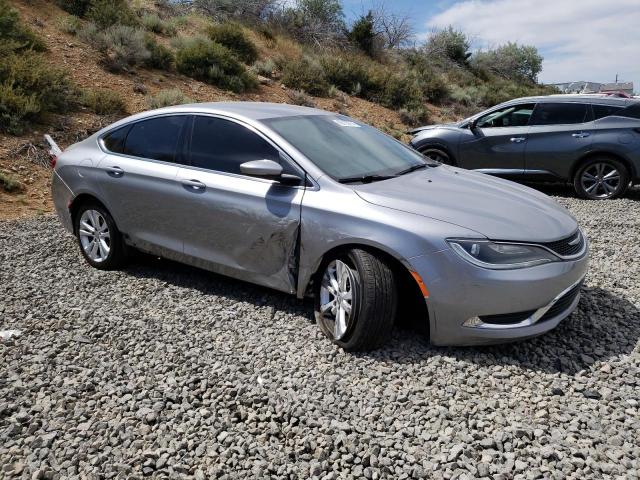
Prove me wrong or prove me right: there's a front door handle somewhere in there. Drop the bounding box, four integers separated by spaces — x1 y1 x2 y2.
572 132 591 138
510 137 526 143
105 166 124 177
182 179 206 191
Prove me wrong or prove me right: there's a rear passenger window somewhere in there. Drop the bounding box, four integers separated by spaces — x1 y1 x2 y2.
530 103 588 125
102 125 130 154
123 116 187 162
189 116 281 174
592 104 624 119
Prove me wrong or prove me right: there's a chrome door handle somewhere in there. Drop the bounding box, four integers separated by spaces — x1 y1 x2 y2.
105 166 124 177
510 137 526 143
182 179 206 191
572 132 590 138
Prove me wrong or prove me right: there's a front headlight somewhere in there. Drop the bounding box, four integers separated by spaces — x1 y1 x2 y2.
447 239 558 269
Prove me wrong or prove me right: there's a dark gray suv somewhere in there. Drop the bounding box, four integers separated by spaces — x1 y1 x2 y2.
409 95 640 199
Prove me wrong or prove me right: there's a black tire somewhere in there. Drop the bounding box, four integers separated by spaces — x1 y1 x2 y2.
315 249 397 351
74 202 127 270
573 156 629 200
419 146 454 165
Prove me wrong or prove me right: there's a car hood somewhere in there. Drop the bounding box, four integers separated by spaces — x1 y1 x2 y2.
353 166 578 242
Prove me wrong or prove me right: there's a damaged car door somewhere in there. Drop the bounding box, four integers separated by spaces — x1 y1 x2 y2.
176 114 305 293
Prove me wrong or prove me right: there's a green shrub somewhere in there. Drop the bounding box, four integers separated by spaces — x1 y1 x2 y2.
94 25 150 72
0 171 22 193
287 89 315 107
144 35 174 70
55 0 92 17
207 22 258 64
0 51 77 134
82 88 126 114
57 15 83 35
146 89 193 109
399 106 429 127
281 56 329 96
252 58 276 78
377 71 424 109
175 37 258 93
87 0 138 29
141 13 177 36
0 0 46 51
320 52 377 96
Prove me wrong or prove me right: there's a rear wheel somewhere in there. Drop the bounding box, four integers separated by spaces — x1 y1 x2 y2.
315 249 397 351
75 202 127 269
574 157 629 199
419 146 453 165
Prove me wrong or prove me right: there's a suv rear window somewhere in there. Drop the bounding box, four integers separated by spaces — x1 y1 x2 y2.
530 103 589 125
592 104 624 120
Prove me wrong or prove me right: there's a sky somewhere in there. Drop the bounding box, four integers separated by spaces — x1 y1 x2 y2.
340 0 640 92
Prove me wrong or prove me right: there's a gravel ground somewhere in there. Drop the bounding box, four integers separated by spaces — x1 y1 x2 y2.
1 186 639 480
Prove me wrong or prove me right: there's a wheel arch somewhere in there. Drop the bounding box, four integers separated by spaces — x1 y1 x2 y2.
412 140 458 166
570 150 636 181
68 193 112 235
300 242 429 331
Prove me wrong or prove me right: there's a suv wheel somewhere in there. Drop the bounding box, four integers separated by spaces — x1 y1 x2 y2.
315 249 397 351
574 157 629 199
420 147 453 165
75 202 127 269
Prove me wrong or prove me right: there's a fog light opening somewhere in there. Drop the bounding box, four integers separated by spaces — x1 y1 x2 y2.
463 316 483 327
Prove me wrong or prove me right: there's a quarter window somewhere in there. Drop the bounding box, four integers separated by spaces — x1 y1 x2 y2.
530 103 588 125
102 125 130 154
189 116 283 175
123 116 188 163
475 104 535 128
620 103 640 119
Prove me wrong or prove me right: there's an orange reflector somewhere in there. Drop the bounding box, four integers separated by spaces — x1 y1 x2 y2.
410 271 429 298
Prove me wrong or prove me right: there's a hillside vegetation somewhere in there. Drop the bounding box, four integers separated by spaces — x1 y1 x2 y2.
0 0 555 219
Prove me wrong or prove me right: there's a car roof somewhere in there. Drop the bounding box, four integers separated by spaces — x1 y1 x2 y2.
152 101 331 120
504 94 638 107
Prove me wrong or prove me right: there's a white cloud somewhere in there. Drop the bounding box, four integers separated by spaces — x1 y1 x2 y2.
426 0 640 90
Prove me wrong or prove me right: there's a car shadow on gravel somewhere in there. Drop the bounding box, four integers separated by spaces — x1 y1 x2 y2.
125 255 639 376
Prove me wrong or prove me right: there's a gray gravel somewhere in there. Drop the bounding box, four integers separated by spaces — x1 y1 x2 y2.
1 186 639 480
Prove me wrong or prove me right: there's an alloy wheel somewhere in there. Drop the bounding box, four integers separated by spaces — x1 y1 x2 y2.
78 209 111 262
319 259 356 340
580 162 621 199
421 148 450 164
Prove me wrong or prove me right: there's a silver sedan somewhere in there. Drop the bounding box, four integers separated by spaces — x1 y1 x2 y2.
51 102 589 350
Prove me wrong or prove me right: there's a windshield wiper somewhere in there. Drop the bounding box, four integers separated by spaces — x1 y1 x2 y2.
338 174 397 184
395 163 428 176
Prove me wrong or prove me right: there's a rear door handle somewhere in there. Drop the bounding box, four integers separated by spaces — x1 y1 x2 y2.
105 166 124 177
510 137 526 143
182 179 206 191
572 132 591 138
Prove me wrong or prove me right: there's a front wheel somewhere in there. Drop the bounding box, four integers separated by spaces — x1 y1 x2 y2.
573 157 629 199
419 146 453 165
315 249 397 351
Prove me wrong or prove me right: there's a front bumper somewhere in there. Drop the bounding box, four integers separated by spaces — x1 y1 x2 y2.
409 244 589 346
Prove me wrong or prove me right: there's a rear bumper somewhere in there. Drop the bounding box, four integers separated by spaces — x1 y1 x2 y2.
409 245 589 346
51 171 74 234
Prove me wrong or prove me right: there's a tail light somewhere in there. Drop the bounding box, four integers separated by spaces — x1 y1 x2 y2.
50 155 58 169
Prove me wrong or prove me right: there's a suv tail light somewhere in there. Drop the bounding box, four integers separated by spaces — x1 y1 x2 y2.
49 155 58 169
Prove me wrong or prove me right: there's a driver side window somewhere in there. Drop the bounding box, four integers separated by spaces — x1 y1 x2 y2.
476 103 536 128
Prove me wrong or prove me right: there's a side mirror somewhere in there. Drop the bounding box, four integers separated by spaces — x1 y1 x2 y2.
240 159 303 185
240 159 283 178
469 119 478 130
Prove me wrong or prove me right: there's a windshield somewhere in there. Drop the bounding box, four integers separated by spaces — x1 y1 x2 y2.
263 114 434 182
